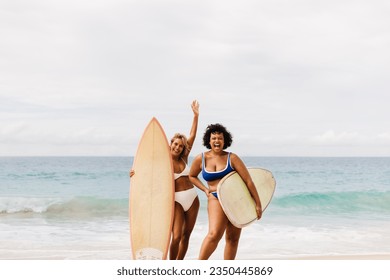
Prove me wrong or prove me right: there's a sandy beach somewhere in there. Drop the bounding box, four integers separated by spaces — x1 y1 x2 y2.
1 235 389 260
289 254 390 260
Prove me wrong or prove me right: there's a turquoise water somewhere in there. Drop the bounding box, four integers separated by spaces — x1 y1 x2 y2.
1 157 389 259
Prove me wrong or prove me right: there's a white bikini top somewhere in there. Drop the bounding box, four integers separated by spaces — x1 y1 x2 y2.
174 160 190 180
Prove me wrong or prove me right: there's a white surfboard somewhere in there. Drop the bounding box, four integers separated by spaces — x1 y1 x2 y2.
129 117 175 259
217 168 276 228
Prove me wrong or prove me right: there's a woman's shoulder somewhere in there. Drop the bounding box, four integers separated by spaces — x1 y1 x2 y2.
228 152 240 161
226 151 236 156
192 153 203 161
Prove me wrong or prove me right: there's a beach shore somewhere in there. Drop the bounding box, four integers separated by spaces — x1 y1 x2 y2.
1 244 389 260
289 254 390 260
2 256 389 260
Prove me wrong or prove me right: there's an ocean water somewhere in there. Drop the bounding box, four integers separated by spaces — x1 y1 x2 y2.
1 156 389 259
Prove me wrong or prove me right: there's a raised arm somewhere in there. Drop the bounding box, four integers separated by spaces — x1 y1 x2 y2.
186 100 199 153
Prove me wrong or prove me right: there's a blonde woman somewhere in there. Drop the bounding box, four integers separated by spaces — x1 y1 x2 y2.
168 100 200 260
130 100 200 260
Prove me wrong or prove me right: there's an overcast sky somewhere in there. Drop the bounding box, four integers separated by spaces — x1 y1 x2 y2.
1 0 389 157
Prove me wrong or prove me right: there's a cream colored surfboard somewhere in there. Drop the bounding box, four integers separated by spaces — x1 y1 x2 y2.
217 168 276 228
129 117 174 260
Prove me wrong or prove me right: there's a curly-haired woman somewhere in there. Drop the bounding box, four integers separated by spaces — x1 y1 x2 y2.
189 123 261 260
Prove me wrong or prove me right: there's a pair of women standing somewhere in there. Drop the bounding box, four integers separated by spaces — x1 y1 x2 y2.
131 100 262 260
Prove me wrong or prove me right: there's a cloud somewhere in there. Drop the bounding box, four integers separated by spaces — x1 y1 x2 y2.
1 0 390 156
310 130 362 146
376 133 390 144
310 130 390 147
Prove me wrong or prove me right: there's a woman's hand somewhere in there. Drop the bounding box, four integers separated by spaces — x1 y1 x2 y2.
191 100 199 116
255 204 262 220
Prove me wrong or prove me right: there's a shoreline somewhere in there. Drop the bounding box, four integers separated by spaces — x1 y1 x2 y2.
1 254 389 261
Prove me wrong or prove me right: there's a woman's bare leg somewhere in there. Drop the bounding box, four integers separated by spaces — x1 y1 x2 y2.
198 196 228 259
177 197 199 259
224 222 242 260
170 202 184 260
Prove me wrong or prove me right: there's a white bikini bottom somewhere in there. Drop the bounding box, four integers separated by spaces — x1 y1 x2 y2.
175 187 198 212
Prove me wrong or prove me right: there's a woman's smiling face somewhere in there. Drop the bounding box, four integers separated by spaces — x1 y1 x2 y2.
171 138 185 156
209 132 224 152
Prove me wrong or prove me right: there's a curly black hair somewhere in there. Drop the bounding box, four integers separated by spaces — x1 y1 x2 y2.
202 123 233 149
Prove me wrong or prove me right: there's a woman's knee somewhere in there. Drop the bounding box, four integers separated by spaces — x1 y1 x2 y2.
225 228 241 245
206 229 224 243
171 230 182 245
171 227 182 243
225 235 240 246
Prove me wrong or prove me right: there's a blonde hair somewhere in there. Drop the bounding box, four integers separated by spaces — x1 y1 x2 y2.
170 133 189 158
